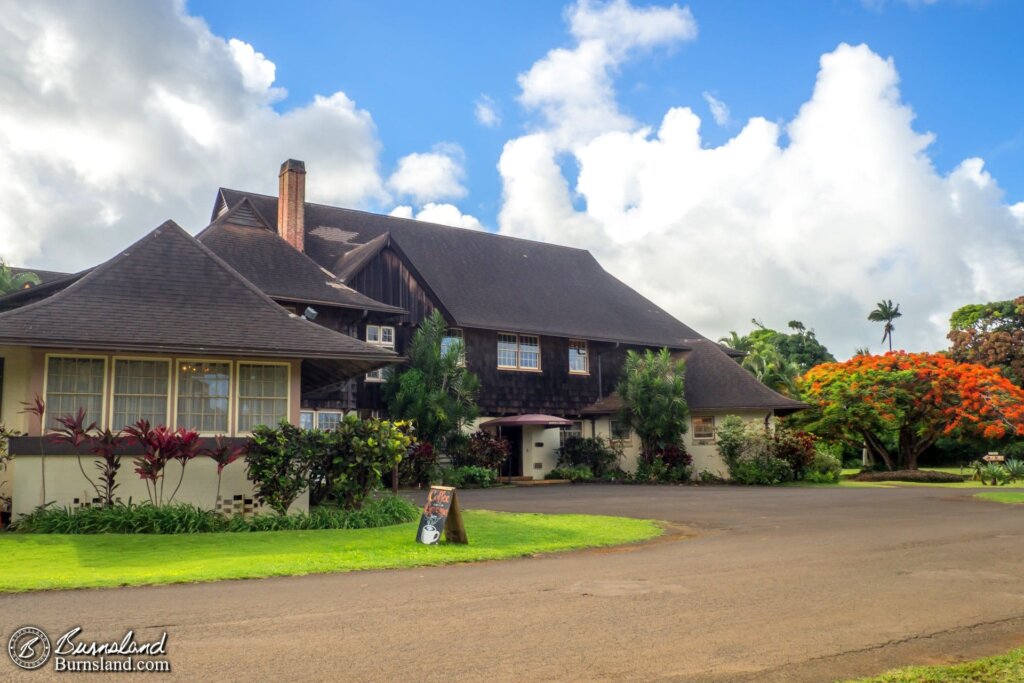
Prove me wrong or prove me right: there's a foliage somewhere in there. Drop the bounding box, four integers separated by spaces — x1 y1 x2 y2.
10 496 418 534
716 418 806 485
0 425 17 517
634 456 693 483
975 492 1024 506
715 415 749 467
771 427 817 479
556 436 621 477
616 348 689 463
244 420 318 515
327 416 414 509
399 441 440 487
442 465 499 488
546 464 593 482
450 430 510 470
948 296 1024 386
1004 458 1024 480
0 511 662 592
0 259 40 295
123 420 202 506
868 299 902 352
974 461 1012 486
697 469 726 484
801 352 1024 471
204 436 245 505
719 319 835 395
49 409 137 507
385 310 480 454
804 447 842 484
853 470 965 483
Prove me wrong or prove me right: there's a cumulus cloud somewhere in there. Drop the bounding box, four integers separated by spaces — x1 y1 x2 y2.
474 95 501 127
701 91 729 126
390 203 483 230
498 1 1024 357
0 1 392 270
387 145 467 203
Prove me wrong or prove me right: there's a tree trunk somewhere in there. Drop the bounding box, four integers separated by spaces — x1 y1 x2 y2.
861 430 894 470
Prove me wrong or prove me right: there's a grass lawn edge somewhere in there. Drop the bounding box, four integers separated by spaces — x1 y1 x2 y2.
844 646 1024 682
0 510 664 593
974 491 1024 505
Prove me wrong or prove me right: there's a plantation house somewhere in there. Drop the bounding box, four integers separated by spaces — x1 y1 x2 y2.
0 160 802 517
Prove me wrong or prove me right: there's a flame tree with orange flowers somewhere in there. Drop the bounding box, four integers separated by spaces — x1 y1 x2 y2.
801 352 1024 471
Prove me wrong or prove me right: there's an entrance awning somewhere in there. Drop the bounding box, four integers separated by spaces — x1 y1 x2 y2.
480 414 574 428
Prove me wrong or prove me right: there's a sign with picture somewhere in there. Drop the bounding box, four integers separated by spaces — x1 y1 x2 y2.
416 486 467 545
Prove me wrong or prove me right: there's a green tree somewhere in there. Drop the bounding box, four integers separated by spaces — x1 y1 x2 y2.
868 299 902 352
947 296 1024 386
720 319 834 395
0 259 40 295
616 348 689 463
385 311 480 454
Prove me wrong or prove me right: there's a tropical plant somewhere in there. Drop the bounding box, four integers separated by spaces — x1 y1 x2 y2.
385 310 480 456
801 352 1024 470
975 462 1012 486
805 447 843 484
947 296 1024 387
0 425 17 523
1004 458 1024 481
327 415 414 509
868 299 902 352
20 396 46 504
205 436 245 506
399 441 440 487
557 436 621 478
546 464 593 482
0 259 40 294
616 348 689 463
720 319 834 394
442 465 498 488
123 420 202 506
243 420 318 515
451 430 510 470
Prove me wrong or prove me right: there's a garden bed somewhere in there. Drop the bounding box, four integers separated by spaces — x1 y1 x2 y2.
0 510 662 592
852 470 966 483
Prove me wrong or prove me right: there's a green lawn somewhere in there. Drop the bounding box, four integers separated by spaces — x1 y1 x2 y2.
0 510 661 592
975 491 1024 505
845 647 1024 682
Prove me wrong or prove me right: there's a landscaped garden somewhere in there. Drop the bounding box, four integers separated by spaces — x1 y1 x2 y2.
0 510 661 592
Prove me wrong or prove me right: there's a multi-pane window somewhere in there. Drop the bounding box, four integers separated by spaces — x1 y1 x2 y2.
237 363 289 433
497 333 541 370
441 328 465 363
560 421 583 447
176 361 231 433
611 418 632 442
569 340 589 374
112 359 170 429
693 416 716 441
317 411 343 431
299 411 315 430
366 324 396 382
45 356 106 430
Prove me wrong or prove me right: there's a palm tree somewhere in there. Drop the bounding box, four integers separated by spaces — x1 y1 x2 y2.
868 299 902 352
0 260 40 294
718 331 752 354
852 347 871 357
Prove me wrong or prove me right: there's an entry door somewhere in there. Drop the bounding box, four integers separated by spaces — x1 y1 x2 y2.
500 426 523 478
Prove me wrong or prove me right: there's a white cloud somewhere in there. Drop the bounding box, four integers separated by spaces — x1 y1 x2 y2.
498 1 1024 357
0 1 391 270
474 95 501 127
701 91 730 126
387 145 467 203
390 203 483 230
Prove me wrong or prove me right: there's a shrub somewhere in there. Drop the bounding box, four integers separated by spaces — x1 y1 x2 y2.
442 465 498 489
730 453 793 485
974 462 1012 486
557 436 621 477
804 446 842 484
245 421 319 515
697 469 725 484
399 441 440 487
1005 458 1024 482
546 464 593 482
772 428 817 479
716 415 748 468
327 416 414 510
451 430 510 470
854 470 965 483
717 418 816 485
634 453 693 483
11 496 419 534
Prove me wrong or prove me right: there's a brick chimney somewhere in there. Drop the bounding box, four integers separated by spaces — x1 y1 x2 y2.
278 159 306 252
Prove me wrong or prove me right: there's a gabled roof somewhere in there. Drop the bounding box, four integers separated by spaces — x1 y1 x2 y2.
0 221 400 372
581 340 806 415
196 199 404 315
216 189 705 349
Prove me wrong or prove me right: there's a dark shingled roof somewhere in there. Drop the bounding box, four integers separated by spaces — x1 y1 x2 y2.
197 200 404 314
0 221 400 372
581 340 806 415
216 189 705 349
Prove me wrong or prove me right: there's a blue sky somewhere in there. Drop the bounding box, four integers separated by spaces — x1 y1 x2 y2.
191 0 1023 228
2 0 1022 355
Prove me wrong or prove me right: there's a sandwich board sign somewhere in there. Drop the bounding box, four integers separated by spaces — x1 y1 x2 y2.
416 486 468 545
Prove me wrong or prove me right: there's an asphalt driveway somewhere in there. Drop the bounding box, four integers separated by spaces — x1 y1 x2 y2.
3 485 1024 681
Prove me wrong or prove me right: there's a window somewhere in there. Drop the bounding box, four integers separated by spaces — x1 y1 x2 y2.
497 333 541 371
112 359 170 429
560 421 583 447
176 361 231 433
693 416 716 442
366 324 396 382
441 328 465 363
317 410 343 431
299 411 315 430
237 363 289 433
569 340 589 374
611 417 632 442
45 356 107 430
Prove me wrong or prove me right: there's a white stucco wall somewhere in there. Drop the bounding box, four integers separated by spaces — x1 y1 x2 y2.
10 454 308 519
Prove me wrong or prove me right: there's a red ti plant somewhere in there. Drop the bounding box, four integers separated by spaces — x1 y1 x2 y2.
49 408 104 504
203 436 244 506
124 421 202 506
89 428 125 507
20 395 47 505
